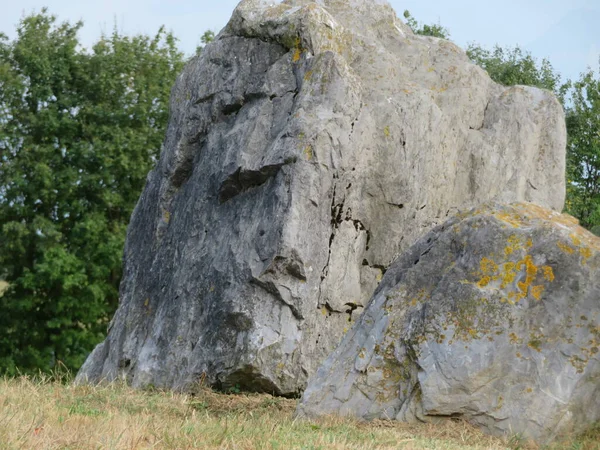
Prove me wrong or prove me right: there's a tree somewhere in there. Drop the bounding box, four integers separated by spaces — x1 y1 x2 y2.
466 44 564 98
564 64 600 230
403 10 450 39
0 10 184 374
196 30 215 55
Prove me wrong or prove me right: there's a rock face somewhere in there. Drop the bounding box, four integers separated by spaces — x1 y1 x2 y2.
298 203 600 442
76 0 566 395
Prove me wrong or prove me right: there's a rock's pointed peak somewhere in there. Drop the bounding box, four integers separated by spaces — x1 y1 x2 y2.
226 0 411 58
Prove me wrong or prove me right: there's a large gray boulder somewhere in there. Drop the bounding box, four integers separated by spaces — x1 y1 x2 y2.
298 203 600 442
76 0 566 395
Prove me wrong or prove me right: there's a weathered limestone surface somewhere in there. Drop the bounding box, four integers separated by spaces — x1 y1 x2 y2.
298 203 600 442
76 0 566 395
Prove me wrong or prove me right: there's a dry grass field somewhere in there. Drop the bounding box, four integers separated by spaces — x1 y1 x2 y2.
1 375 599 450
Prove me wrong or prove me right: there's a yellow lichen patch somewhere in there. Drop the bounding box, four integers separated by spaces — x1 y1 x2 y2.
500 262 517 287
570 233 582 246
163 210 171 223
504 235 522 256
292 48 302 63
494 211 523 228
473 246 555 303
383 126 391 137
303 70 313 81
516 255 538 296
557 241 575 254
579 246 592 264
542 266 554 282
477 276 491 288
480 257 498 275
304 145 313 161
321 306 328 316
530 285 544 301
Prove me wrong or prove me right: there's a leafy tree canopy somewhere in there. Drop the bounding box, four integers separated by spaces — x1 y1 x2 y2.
466 44 565 99
403 10 450 39
564 63 600 230
196 30 215 55
0 10 185 374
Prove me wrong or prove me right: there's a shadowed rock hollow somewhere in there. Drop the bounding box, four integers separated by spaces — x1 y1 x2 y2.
76 0 566 395
298 203 600 443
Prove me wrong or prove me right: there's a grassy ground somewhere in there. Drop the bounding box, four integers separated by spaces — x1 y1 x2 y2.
0 376 598 450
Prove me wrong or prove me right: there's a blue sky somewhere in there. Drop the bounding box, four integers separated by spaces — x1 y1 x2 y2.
1 0 598 82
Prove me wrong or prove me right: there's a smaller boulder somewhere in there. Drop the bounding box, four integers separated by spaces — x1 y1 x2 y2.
298 203 600 443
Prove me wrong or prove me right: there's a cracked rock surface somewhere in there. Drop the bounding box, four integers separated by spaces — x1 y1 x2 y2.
77 0 567 395
298 203 600 443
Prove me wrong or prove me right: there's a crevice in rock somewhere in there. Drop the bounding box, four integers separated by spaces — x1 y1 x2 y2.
220 90 296 119
195 92 216 105
222 101 245 116
331 197 345 229
215 364 300 398
262 253 308 282
352 219 366 232
420 247 433 258
471 98 491 131
344 302 363 321
170 154 196 190
324 301 337 315
225 312 254 331
400 130 407 148
219 163 288 203
118 358 131 369
250 278 303 320
321 180 341 284
387 201 404 209
362 258 388 277
348 103 362 141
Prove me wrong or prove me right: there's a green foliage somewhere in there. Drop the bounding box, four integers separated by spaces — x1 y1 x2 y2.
466 44 564 97
403 10 450 39
196 30 215 55
0 10 184 374
564 64 600 229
